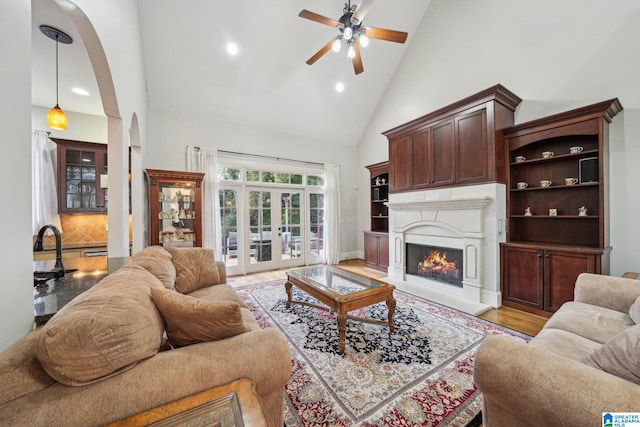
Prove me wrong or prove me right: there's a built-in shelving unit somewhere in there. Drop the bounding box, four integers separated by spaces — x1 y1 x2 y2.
364 161 389 271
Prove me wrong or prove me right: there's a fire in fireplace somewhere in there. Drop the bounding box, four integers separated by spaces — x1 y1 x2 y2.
406 243 463 287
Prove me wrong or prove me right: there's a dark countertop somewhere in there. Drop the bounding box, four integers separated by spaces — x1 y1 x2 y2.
34 256 130 325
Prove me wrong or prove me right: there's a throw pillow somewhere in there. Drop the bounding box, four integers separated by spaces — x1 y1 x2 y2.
581 324 640 385
132 245 177 289
35 264 165 386
150 287 250 347
169 247 221 294
629 296 640 324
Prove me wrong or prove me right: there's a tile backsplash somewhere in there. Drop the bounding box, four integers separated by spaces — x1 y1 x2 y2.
40 214 132 248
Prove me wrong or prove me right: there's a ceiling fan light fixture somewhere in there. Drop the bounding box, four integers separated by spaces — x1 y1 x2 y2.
343 26 353 40
332 38 342 53
347 44 356 59
359 34 369 48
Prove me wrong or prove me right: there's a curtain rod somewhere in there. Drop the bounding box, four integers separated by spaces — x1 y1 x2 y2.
190 147 326 167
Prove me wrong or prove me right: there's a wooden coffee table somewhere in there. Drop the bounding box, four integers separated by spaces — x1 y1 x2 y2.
285 265 396 354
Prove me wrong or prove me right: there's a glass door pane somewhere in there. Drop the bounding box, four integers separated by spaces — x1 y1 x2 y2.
247 189 276 271
308 192 325 264
279 190 305 269
219 188 240 273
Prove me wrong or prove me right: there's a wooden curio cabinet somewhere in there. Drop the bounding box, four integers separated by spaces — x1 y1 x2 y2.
146 169 205 248
364 161 389 271
500 99 622 316
383 84 522 193
55 139 108 213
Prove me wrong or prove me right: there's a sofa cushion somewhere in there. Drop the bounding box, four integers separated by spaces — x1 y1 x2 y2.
150 287 250 347
132 245 176 289
581 324 640 385
188 283 248 308
543 301 634 345
630 296 640 324
35 264 165 386
170 247 221 294
529 328 602 361
0 329 55 406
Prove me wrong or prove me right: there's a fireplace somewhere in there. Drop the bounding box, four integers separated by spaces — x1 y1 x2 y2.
406 243 463 287
383 184 506 311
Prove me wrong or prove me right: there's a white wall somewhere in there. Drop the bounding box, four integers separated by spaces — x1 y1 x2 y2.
147 108 360 259
357 0 640 276
0 0 34 352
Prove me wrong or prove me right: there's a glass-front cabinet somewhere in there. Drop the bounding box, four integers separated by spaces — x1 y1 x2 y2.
146 169 204 248
55 139 108 213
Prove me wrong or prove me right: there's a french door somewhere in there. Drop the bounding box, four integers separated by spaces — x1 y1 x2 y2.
244 187 307 273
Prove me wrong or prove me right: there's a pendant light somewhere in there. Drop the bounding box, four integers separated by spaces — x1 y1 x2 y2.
40 25 73 131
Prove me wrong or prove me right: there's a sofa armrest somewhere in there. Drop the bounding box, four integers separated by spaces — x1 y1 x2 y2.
574 273 640 313
474 336 640 427
216 261 227 284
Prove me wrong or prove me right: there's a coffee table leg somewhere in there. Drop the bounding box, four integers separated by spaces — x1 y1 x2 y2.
285 281 292 308
386 294 396 332
337 311 347 354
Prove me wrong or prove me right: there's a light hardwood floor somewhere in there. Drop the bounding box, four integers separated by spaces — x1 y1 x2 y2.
227 259 548 336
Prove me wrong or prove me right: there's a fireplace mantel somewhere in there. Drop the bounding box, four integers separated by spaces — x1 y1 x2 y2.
386 196 491 211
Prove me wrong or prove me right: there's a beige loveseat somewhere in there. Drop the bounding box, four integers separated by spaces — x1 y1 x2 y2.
475 273 640 427
0 246 291 426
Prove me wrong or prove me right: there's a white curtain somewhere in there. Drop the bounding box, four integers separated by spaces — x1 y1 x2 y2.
32 130 62 235
323 163 341 265
186 146 223 257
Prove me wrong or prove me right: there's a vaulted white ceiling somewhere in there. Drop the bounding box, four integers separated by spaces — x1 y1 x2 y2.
31 0 431 145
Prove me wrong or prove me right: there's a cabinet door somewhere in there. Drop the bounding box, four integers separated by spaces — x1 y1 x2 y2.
58 143 107 213
363 232 380 267
544 250 596 312
411 130 430 188
456 109 488 183
389 136 412 192
430 120 455 186
377 233 389 269
502 245 544 310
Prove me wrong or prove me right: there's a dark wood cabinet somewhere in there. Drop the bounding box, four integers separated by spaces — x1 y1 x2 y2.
146 169 205 248
55 139 108 213
384 85 521 193
501 244 599 314
364 162 389 271
364 231 389 271
500 99 622 316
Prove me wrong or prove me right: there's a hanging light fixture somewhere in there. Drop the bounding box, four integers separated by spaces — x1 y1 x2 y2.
40 25 73 131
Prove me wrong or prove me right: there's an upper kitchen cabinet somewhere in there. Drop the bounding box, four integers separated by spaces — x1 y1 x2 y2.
54 139 108 213
383 84 522 193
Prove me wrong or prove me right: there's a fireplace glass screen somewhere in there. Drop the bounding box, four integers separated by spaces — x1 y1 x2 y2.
406 243 463 287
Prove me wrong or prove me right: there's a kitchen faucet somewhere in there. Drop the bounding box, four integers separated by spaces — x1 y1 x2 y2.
33 224 65 279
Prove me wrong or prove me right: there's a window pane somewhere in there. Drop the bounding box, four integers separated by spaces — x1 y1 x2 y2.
246 170 260 182
262 171 275 183
307 175 324 186
291 174 303 185
276 173 290 184
219 167 241 181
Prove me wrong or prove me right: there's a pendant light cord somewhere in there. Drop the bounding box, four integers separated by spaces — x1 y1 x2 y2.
55 34 59 106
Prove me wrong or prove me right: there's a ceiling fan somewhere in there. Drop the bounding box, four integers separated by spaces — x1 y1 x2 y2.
299 0 408 75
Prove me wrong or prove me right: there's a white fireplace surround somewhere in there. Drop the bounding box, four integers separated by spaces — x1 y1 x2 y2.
383 184 506 314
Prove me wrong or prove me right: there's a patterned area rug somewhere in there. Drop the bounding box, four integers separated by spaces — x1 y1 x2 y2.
237 280 530 426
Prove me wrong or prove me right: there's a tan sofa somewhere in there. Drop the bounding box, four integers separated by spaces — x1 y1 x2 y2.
475 273 640 427
0 246 291 426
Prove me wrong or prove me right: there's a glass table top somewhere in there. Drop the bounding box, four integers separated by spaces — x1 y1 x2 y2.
287 265 388 296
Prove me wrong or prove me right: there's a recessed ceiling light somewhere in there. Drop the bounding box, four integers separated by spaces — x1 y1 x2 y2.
72 87 90 96
226 43 239 56
335 82 345 93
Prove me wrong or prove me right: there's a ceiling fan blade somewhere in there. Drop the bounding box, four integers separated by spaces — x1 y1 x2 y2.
352 43 364 75
298 10 340 27
306 37 339 65
363 26 408 43
351 0 375 25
